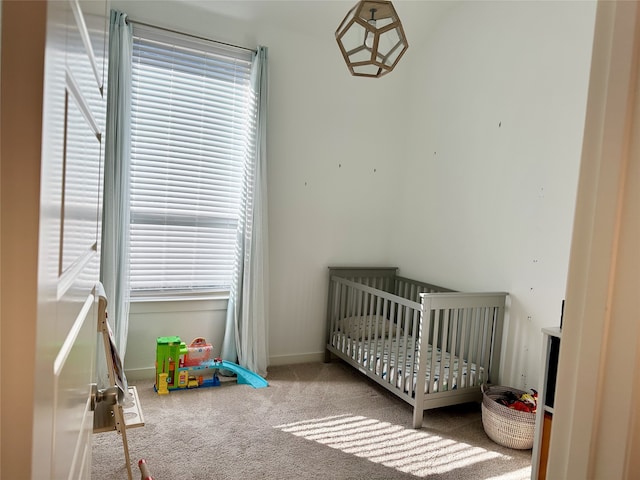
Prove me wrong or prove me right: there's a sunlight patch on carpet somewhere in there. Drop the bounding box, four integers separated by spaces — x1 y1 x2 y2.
274 414 531 478
485 466 532 480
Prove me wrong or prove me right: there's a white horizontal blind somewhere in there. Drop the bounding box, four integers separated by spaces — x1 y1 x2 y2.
130 26 254 293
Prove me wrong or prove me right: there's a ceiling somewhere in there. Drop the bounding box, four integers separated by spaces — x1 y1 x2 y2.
178 0 460 43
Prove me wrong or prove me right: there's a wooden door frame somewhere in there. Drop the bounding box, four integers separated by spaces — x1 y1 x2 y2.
0 2 48 478
549 1 640 478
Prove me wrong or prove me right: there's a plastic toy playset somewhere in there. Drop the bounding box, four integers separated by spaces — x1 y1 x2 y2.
155 336 268 394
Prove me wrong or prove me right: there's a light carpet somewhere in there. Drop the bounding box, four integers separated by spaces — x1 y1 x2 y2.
92 361 532 479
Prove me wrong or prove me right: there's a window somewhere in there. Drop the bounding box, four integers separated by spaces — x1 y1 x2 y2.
130 26 255 294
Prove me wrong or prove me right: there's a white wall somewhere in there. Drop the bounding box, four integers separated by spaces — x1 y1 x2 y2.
116 1 596 392
265 27 410 364
395 1 596 389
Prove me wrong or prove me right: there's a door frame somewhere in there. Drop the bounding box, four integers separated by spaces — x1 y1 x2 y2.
0 2 48 478
549 1 640 478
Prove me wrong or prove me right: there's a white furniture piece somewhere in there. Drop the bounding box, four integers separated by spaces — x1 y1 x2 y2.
531 327 561 480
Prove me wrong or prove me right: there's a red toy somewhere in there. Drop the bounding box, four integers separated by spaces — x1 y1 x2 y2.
138 459 153 480
183 337 213 367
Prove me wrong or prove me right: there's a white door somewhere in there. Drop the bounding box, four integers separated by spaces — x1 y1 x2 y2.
36 1 108 477
0 0 107 478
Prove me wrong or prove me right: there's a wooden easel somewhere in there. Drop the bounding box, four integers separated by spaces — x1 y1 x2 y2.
94 284 144 480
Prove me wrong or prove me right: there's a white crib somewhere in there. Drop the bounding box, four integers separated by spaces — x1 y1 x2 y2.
325 267 507 428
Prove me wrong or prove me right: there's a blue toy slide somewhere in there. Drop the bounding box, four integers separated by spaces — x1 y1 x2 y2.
203 360 268 389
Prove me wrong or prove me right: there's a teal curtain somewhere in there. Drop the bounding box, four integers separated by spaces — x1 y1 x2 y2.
221 46 270 378
98 9 132 388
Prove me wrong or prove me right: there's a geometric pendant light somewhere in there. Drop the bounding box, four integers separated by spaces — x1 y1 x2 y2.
335 0 409 78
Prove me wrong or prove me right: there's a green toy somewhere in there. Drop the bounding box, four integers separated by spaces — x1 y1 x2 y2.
155 336 187 390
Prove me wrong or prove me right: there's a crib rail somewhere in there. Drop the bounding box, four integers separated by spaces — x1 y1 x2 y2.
327 267 398 292
394 275 453 303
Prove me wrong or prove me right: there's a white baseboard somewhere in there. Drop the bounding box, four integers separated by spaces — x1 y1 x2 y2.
267 352 325 366
125 351 327 381
125 367 156 382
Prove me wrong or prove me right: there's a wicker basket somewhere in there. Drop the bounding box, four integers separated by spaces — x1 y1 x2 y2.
481 384 536 450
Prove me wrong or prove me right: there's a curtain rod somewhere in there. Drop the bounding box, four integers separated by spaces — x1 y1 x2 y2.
126 18 256 53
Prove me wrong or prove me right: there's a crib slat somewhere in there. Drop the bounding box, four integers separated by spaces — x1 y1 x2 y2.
341 284 348 355
407 307 419 397
482 308 494 382
338 284 345 352
348 286 356 358
481 307 494 383
356 288 366 366
343 285 348 355
429 310 440 393
359 288 367 364
469 308 482 386
458 308 469 388
365 291 375 369
369 294 378 370
478 307 487 384
381 298 391 385
476 307 487 385
481 308 493 382
372 296 382 371
398 305 408 393
403 305 415 394
447 308 459 391
356 287 363 359
440 310 450 391
391 299 401 389
478 307 489 384
334 282 341 342
490 304 505 382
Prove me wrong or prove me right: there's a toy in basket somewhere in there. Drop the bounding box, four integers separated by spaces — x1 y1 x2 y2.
481 384 537 449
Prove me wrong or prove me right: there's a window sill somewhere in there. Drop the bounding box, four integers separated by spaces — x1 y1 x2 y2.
130 290 230 303
129 291 230 315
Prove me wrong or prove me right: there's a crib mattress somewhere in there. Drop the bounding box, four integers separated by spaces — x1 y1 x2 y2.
332 333 481 394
